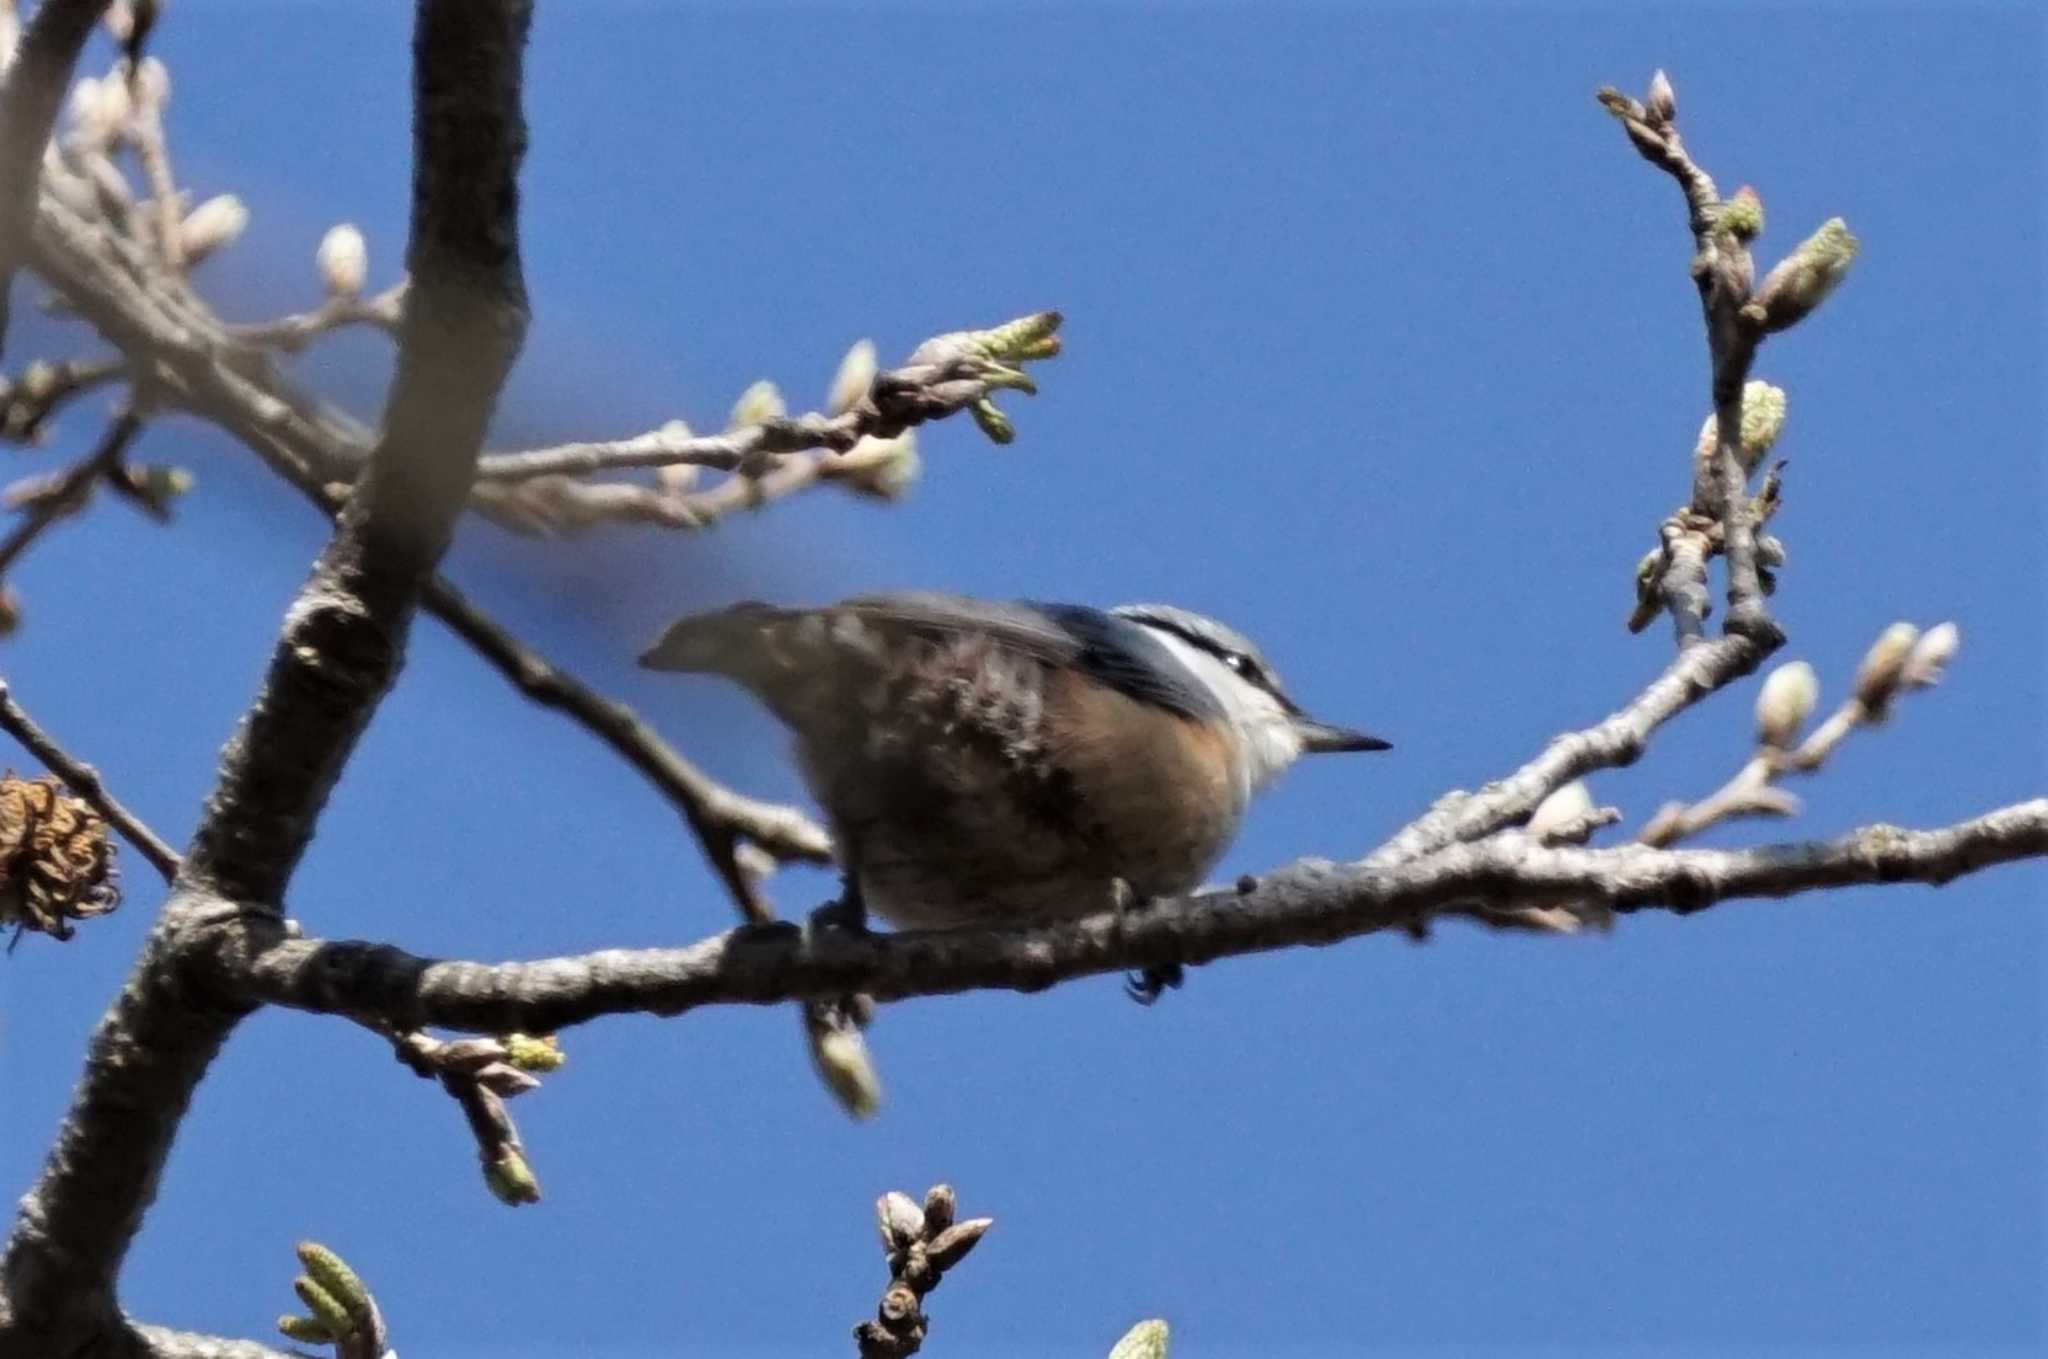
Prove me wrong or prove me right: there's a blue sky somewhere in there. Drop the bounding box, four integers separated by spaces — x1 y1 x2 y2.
1 3 2042 1355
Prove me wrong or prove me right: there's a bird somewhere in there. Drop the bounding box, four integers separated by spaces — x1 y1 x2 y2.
641 592 1388 998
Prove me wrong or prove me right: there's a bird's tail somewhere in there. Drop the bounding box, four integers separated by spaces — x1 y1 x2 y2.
638 601 792 677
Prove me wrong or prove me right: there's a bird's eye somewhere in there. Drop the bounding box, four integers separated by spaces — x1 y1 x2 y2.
1224 652 1254 677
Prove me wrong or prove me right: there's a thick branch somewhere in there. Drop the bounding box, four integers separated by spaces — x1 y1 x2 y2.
180 0 530 901
0 4 531 1345
128 1325 301 1359
0 0 111 353
237 801 2048 1036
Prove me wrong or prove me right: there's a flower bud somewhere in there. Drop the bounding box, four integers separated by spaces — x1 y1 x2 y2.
316 223 368 298
67 77 113 146
134 55 170 109
1853 622 1919 711
877 1192 925 1252
1526 780 1593 843
1108 1319 1171 1359
1754 660 1819 749
179 194 249 265
1717 185 1763 242
827 339 877 416
1694 381 1788 474
483 1150 541 1205
921 1184 956 1235
1751 218 1858 333
502 1031 564 1071
925 1217 993 1271
1646 69 1676 125
808 1018 882 1119
1902 620 1959 689
727 379 784 431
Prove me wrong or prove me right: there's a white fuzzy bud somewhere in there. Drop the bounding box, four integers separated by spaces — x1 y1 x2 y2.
179 194 248 264
1693 381 1787 475
1902 621 1959 689
654 419 697 495
1754 661 1819 749
67 76 114 146
134 56 169 110
727 379 785 431
827 339 878 416
1107 1320 1171 1359
1646 69 1676 125
1526 780 1594 843
315 223 368 298
1853 622 1919 711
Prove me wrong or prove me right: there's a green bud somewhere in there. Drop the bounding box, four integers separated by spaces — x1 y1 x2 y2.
484 1150 542 1205
969 398 1013 445
727 379 785 431
1717 186 1763 242
1107 1319 1171 1359
502 1032 564 1072
277 1314 333 1343
970 310 1062 361
293 1276 354 1340
1751 218 1858 333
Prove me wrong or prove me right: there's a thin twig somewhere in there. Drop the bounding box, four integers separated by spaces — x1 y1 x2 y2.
0 353 127 440
1599 76 1783 648
0 669 180 880
0 403 142 578
224 281 405 352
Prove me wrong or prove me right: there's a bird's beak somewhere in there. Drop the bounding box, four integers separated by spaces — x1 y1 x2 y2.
1292 714 1392 754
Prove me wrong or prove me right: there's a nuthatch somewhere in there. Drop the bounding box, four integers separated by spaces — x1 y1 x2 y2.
642 593 1387 994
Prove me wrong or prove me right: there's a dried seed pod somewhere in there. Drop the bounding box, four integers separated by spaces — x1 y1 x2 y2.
0 773 120 940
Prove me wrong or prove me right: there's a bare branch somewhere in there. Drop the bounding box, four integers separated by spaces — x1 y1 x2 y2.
0 670 179 880
419 571 832 872
240 801 2048 1036
856 1185 992 1358
0 353 126 439
473 313 1061 483
0 6 532 1343
0 0 112 353
0 402 142 580
130 1325 304 1359
1599 75 1805 648
1365 633 1761 868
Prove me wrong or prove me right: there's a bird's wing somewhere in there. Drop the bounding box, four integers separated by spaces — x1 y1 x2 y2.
643 592 1220 722
844 593 1222 722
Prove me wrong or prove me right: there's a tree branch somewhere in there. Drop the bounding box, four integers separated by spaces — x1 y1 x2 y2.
1364 632 1760 868
0 402 143 577
0 5 532 1347
238 800 2048 1036
179 0 530 902
0 668 180 880
1600 75 1785 648
0 0 111 354
472 319 1059 484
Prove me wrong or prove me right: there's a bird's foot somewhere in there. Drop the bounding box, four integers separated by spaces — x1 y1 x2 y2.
1113 880 1186 1005
1124 963 1185 1006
